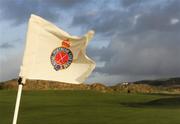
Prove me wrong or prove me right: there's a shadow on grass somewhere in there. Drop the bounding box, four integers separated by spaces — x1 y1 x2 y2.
121 97 180 108
146 93 180 96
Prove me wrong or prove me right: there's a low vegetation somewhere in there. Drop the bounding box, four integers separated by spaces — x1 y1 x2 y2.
1 90 180 124
0 77 180 94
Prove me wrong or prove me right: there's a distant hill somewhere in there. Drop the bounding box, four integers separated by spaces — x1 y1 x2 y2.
1 77 180 93
0 79 112 92
133 77 180 87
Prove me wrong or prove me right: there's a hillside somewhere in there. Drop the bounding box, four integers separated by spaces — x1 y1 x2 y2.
0 79 112 92
133 77 180 87
1 77 180 93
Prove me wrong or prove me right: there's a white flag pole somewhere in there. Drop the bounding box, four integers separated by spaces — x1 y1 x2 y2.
12 77 25 124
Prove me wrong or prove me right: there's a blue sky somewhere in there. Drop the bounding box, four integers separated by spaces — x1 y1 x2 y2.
0 0 180 85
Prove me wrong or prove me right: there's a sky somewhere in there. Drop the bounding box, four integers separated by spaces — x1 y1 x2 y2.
0 0 180 85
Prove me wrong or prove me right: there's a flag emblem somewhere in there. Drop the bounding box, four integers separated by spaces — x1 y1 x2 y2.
50 39 73 71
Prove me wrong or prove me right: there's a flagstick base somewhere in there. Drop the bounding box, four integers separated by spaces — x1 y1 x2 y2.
12 84 23 124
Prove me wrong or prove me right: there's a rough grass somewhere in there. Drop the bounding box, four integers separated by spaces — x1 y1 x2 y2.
1 90 180 124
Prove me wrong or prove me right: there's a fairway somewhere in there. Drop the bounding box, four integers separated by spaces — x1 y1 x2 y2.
1 90 180 124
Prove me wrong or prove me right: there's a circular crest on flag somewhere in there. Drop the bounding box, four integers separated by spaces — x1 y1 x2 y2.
50 40 73 71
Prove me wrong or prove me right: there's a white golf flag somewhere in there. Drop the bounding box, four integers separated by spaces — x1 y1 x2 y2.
19 14 95 84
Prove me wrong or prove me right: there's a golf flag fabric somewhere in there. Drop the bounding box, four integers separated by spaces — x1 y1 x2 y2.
19 14 95 84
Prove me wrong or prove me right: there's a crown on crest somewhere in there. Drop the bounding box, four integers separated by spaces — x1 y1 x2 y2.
62 39 70 48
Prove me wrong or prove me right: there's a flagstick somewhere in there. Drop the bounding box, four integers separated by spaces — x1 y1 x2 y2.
12 78 25 124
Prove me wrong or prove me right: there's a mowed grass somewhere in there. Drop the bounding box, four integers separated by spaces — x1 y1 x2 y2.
1 90 180 124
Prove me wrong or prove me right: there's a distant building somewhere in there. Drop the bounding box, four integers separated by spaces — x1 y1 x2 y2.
122 82 129 86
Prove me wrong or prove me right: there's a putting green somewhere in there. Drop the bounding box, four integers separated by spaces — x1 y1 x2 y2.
1 90 180 124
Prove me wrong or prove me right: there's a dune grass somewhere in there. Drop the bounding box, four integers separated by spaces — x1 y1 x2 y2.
1 90 180 124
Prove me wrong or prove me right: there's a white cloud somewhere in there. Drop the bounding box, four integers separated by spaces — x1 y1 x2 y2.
133 14 141 25
170 18 179 25
0 51 23 81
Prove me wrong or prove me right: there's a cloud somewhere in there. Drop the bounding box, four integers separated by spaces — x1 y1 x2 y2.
0 42 14 49
0 0 88 25
97 31 180 76
83 0 180 82
72 9 133 36
44 0 87 8
0 51 22 81
132 1 180 33
72 0 180 35
121 0 142 7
